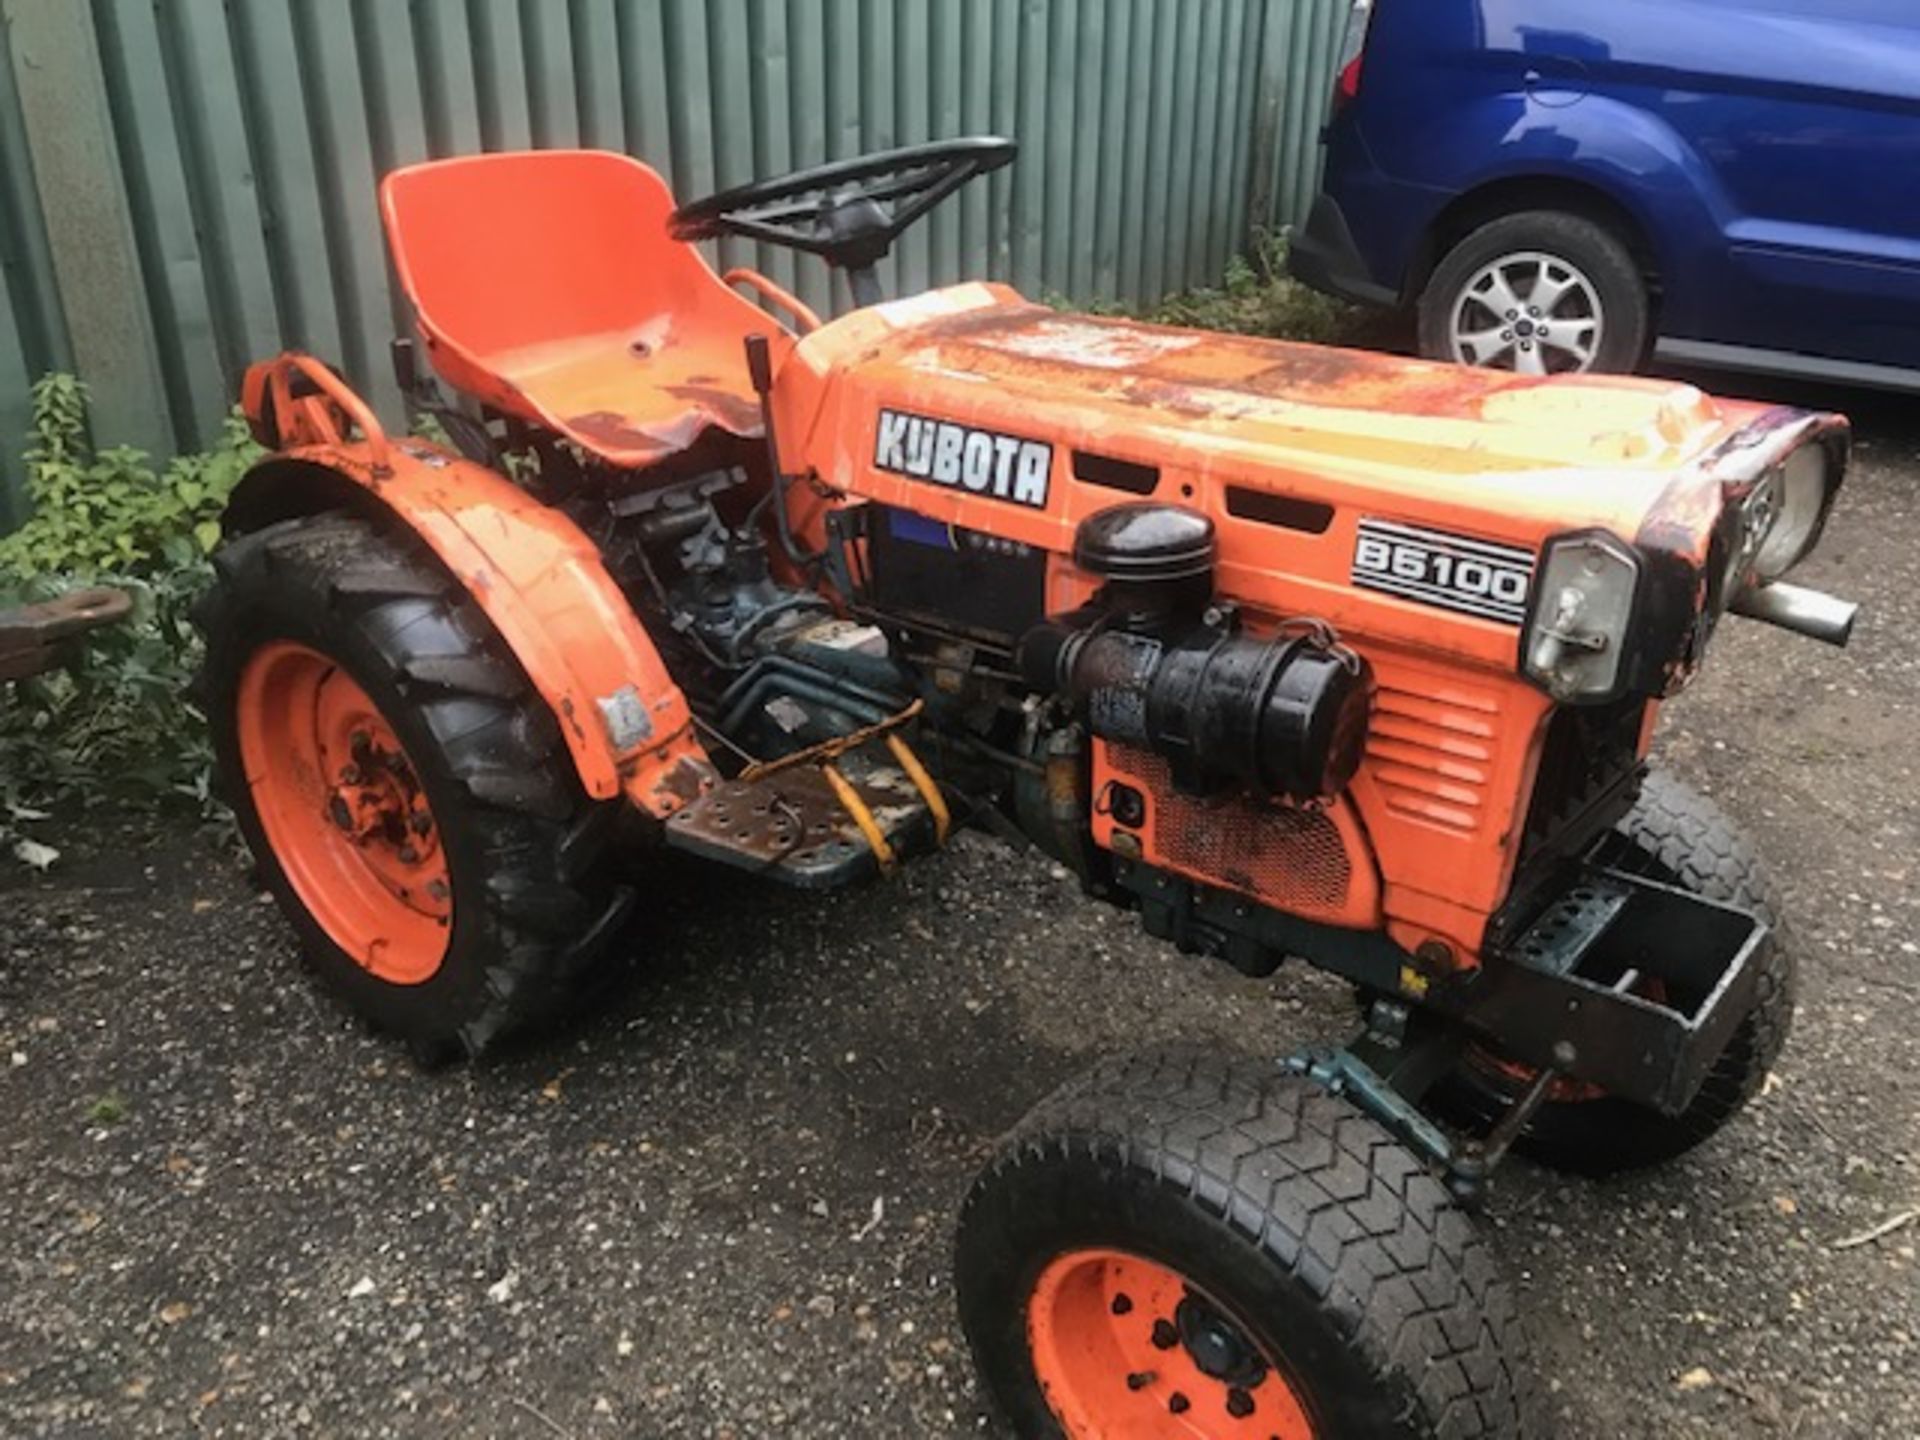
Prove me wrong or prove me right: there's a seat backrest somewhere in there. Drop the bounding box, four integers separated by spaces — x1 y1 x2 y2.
382 150 732 363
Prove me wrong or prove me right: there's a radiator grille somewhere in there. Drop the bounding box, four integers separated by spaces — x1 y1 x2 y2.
1518 697 1646 864
1113 748 1352 914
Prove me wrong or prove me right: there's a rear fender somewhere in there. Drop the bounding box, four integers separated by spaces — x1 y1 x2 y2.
224 438 715 818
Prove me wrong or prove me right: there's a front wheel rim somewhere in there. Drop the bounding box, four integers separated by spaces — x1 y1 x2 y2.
1449 249 1604 374
1027 1248 1314 1438
236 641 452 984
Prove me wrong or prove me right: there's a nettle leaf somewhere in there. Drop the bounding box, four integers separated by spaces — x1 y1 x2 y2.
2 375 256 826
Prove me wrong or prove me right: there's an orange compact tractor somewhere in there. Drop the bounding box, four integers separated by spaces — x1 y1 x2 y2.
200 140 1856 1437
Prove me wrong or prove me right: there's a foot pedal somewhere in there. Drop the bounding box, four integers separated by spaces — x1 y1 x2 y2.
662 759 933 888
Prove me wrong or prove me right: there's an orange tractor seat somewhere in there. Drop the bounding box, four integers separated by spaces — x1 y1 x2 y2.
381 150 784 468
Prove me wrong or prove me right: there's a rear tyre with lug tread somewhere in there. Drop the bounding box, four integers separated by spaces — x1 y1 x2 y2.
956 1047 1536 1438
196 511 629 1063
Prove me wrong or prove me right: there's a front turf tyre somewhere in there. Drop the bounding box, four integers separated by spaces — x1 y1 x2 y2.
197 512 629 1063
1417 209 1649 375
1430 769 1796 1177
956 1048 1535 1439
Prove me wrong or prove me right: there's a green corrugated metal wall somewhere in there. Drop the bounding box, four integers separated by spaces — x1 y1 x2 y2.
0 0 1348 522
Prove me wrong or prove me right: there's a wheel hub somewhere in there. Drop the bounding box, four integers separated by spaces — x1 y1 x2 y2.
1027 1247 1314 1438
1176 1293 1268 1388
236 641 453 984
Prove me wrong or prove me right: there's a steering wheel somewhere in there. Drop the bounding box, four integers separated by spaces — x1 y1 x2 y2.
670 137 1017 305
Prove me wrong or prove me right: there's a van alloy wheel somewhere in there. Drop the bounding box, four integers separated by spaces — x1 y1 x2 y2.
1418 208 1650 375
1448 250 1604 374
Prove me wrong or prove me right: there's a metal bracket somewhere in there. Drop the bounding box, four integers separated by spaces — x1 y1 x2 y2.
1281 1000 1559 1206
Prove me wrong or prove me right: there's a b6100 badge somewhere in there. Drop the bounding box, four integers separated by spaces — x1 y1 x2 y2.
1352 517 1534 624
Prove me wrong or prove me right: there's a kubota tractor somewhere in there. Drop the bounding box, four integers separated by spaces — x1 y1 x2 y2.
198 139 1857 1437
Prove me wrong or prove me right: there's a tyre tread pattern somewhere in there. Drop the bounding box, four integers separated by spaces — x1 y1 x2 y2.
200 513 621 1059
968 1048 1536 1439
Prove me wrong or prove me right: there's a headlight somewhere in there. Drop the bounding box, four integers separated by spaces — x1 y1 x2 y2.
1750 443 1833 581
1521 531 1644 702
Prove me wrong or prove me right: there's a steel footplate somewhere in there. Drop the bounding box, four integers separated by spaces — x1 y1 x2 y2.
662 760 933 888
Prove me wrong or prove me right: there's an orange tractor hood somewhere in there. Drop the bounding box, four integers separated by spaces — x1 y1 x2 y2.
770 284 1846 692
775 284 1809 554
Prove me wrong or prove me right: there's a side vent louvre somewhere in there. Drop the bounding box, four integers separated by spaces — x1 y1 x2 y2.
1072 451 1159 495
1225 486 1334 535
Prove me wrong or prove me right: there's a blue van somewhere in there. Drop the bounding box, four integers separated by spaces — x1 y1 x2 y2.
1289 0 1920 386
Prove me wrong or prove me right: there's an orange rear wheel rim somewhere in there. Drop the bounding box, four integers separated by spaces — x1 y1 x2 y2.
1028 1248 1314 1439
237 641 451 984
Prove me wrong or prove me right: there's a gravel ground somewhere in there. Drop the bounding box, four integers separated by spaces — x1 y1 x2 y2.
3 375 1916 1439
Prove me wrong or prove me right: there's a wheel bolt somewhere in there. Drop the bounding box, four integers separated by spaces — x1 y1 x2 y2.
1125 1371 1154 1391
1505 309 1517 320
1168 1392 1190 1415
1150 1319 1179 1350
1227 1387 1255 1418
398 844 420 864
1501 330 1513 340
1110 1293 1133 1316
427 880 450 901
1528 305 1541 317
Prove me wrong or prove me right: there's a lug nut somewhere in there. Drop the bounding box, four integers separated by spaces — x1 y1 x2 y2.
1110 1293 1133 1316
329 796 353 830
410 811 433 835
1150 1319 1179 1350
398 844 420 864
1227 1387 1255 1417
427 880 450 901
1167 1392 1190 1415
1125 1372 1154 1391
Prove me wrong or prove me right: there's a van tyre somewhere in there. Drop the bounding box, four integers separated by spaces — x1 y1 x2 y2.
197 511 627 1062
956 1047 1535 1438
1419 209 1650 375
1431 769 1795 1176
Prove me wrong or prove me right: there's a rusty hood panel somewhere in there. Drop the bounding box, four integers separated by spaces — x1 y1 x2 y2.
772 284 1844 669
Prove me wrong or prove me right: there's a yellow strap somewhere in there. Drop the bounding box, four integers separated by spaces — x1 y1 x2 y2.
884 733 950 846
822 761 896 874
